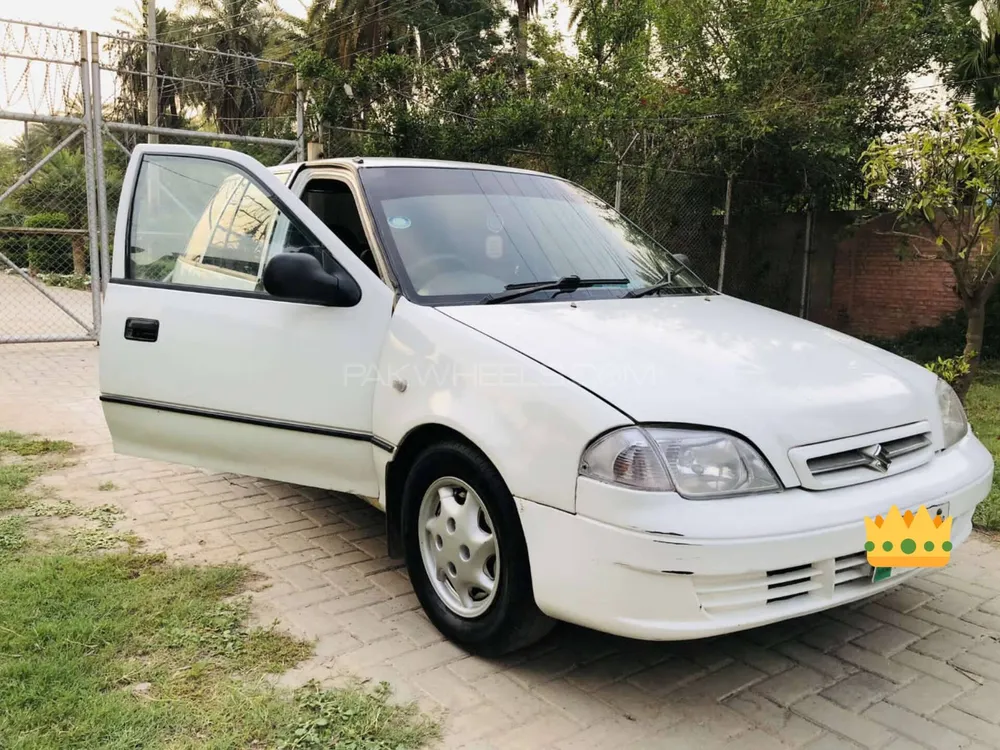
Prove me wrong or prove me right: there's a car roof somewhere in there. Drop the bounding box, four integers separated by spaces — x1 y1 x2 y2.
268 156 550 178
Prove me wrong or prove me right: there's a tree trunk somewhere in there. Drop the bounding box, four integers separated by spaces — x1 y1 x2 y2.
517 7 528 84
955 298 987 403
71 236 86 276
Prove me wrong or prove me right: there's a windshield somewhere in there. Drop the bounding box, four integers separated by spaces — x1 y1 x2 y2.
358 166 708 304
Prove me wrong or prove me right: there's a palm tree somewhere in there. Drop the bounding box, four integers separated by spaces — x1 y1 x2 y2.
513 0 540 75
304 0 413 68
179 0 281 134
110 1 187 129
951 1 1000 113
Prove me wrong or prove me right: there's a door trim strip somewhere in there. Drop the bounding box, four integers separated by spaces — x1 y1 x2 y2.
99 394 395 453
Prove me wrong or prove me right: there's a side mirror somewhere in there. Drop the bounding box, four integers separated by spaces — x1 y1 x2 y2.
262 252 361 307
673 253 691 268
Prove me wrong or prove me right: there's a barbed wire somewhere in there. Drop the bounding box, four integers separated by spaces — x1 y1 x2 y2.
0 21 82 115
0 17 81 62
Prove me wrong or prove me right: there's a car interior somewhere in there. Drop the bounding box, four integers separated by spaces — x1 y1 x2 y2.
295 178 381 277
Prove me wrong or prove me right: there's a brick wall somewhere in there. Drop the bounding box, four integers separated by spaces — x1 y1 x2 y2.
809 212 961 338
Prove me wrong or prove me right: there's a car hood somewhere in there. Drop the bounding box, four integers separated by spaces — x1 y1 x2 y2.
438 294 940 487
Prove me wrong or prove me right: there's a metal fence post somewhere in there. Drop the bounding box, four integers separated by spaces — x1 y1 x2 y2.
90 32 110 291
718 175 734 292
78 29 102 338
147 0 159 144
614 160 623 212
296 72 305 162
799 201 815 319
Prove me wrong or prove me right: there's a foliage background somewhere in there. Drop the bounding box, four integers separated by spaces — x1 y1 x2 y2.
0 0 991 323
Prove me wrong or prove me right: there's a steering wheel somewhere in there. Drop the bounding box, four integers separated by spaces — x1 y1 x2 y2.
407 253 474 286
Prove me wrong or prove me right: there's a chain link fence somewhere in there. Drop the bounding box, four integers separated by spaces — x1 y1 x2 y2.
719 179 812 314
1 19 101 343
612 164 730 286
2 15 818 345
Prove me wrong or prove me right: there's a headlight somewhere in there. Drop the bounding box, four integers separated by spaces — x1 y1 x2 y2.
579 426 782 498
936 379 968 449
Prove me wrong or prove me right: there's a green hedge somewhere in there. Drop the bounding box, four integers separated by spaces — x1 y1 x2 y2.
23 212 72 274
0 210 26 269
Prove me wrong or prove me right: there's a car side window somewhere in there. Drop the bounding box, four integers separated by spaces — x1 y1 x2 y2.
127 154 325 294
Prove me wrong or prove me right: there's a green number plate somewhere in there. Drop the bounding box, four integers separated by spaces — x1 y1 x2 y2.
872 567 893 583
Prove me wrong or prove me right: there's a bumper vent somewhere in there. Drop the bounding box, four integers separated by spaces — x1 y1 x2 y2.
691 548 905 619
693 563 822 615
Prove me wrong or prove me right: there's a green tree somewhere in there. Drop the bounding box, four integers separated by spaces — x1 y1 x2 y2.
647 0 982 207
862 104 1000 400
569 0 652 73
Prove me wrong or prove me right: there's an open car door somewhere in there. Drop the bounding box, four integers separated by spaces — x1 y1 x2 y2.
99 145 394 499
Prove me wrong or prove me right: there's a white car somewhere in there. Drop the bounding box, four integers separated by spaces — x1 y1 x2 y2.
99 144 993 656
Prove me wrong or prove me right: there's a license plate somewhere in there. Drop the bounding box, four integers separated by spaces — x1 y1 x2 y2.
872 566 894 583
928 502 950 520
867 502 950 583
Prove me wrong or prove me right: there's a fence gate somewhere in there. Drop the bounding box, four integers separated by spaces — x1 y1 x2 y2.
0 19 103 343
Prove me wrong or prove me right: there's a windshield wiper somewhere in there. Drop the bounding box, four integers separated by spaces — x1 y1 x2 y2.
480 276 629 305
623 272 713 299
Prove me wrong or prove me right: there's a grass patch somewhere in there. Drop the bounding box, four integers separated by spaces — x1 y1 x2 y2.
0 516 27 553
98 481 117 492
278 681 437 750
967 371 1000 531
0 431 72 511
0 432 439 749
0 463 39 511
0 552 437 750
0 431 73 456
0 552 306 748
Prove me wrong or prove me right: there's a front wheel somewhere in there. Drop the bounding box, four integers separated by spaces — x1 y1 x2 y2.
401 440 554 656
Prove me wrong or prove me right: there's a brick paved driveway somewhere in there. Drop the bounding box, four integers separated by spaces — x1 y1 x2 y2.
3 342 1000 750
0 273 95 341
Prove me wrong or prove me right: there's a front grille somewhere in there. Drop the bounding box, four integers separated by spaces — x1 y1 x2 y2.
807 434 931 476
788 422 934 490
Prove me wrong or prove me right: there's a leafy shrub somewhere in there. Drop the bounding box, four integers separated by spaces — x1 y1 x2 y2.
37 273 90 290
24 212 72 274
924 352 974 384
0 209 27 269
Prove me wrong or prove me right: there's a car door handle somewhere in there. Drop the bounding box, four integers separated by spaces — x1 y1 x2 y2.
124 317 159 342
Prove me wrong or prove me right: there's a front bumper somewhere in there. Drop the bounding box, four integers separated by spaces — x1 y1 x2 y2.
516 432 994 641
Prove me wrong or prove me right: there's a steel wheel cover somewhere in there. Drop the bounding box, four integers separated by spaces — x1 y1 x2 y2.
417 476 500 617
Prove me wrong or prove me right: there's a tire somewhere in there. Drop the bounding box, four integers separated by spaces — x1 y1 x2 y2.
401 439 554 656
